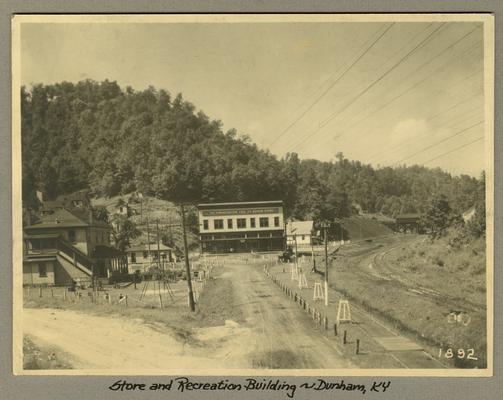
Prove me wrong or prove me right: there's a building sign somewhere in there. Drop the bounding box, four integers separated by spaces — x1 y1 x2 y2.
201 207 280 217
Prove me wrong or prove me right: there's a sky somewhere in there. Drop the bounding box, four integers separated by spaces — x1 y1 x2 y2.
20 18 488 177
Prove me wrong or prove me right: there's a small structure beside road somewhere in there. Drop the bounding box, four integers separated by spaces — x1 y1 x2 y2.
286 220 314 250
125 243 175 273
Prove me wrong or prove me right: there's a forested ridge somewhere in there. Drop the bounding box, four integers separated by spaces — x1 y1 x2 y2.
21 80 485 225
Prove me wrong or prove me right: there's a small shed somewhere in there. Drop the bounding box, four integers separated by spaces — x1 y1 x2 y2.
395 213 423 233
286 220 314 248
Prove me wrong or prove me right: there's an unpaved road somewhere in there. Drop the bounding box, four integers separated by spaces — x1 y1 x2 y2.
24 308 252 370
226 261 353 368
24 261 352 370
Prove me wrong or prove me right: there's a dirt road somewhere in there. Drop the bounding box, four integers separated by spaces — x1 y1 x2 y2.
225 262 353 368
24 308 253 370
24 261 352 370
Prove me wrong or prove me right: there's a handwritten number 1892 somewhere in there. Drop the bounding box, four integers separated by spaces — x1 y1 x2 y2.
438 348 477 360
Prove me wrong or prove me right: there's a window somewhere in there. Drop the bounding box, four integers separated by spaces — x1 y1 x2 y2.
38 263 47 277
131 252 137 263
301 235 305 241
250 218 256 228
237 218 247 229
68 230 76 243
214 219 224 229
203 220 209 230
227 219 233 229
274 216 280 227
259 217 269 228
143 251 148 258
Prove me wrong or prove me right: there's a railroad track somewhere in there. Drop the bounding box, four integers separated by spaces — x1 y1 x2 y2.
368 245 486 314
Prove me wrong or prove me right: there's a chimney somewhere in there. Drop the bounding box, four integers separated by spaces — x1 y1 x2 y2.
25 208 32 226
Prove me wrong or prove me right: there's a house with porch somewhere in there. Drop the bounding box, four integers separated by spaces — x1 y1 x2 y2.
23 206 126 286
124 243 174 273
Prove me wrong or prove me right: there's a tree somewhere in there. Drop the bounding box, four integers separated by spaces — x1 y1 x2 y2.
421 194 457 239
111 215 141 252
466 172 486 238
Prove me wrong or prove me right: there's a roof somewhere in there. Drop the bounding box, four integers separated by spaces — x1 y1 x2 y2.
198 200 283 210
40 200 64 210
126 243 172 252
286 220 314 236
93 245 123 257
396 213 423 220
23 233 61 240
24 208 110 230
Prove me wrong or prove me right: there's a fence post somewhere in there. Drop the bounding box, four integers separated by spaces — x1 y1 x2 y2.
125 294 128 308
63 290 67 301
356 339 360 355
324 317 328 330
51 289 54 298
39 287 42 298
343 330 347 345
334 323 338 336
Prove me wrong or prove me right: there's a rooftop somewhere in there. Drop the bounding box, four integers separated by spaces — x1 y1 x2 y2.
286 220 314 236
126 243 172 252
396 213 424 220
198 200 283 209
25 208 110 230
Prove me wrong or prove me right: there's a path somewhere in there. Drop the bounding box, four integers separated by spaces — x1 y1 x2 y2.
225 262 354 368
24 260 353 370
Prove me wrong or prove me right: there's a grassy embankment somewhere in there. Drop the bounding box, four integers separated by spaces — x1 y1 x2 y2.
23 336 74 370
323 229 487 368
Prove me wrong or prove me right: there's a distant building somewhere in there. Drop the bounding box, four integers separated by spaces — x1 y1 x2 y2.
286 220 314 249
197 201 285 254
23 206 126 286
462 207 476 223
395 213 424 233
116 203 131 217
125 243 174 273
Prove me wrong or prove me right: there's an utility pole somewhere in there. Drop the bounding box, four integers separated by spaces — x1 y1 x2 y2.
146 214 152 267
294 233 298 265
156 219 162 270
138 192 143 225
321 222 329 307
181 204 196 312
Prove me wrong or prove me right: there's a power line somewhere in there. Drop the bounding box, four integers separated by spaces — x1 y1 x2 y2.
289 23 447 153
370 100 483 164
368 91 482 161
331 28 481 139
392 120 483 166
266 24 391 139
422 136 484 165
267 22 396 147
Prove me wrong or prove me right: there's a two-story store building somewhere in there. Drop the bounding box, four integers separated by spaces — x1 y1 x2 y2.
197 200 286 254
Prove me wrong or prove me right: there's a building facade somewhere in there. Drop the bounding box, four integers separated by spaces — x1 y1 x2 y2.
198 201 286 254
125 243 174 273
23 206 126 286
286 220 314 250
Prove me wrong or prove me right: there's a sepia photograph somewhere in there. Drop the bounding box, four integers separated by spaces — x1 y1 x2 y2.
11 13 494 376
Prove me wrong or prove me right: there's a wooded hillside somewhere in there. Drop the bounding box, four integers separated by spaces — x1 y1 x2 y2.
21 80 484 224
